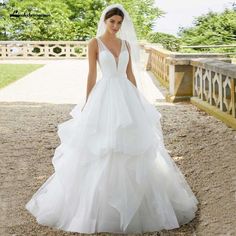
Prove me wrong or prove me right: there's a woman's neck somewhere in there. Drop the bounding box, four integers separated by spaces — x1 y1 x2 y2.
102 31 118 41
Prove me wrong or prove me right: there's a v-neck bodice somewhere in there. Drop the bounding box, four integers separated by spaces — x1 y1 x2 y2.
96 37 129 79
98 37 123 67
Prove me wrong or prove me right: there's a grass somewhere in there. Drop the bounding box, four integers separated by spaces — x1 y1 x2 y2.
0 64 45 89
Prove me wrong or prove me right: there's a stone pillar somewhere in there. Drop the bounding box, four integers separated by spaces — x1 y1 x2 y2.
166 58 193 102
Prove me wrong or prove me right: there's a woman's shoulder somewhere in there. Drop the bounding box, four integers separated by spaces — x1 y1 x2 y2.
87 37 99 50
87 38 99 57
88 37 98 45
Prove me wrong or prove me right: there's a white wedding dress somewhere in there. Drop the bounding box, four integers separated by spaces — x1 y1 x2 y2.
25 37 199 234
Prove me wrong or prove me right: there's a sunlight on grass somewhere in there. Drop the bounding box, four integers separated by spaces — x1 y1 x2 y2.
0 64 45 89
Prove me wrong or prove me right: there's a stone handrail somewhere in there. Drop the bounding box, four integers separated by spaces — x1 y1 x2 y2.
180 44 236 56
191 59 236 118
144 44 232 87
0 40 148 59
145 44 236 128
145 46 171 87
0 41 88 59
181 44 236 50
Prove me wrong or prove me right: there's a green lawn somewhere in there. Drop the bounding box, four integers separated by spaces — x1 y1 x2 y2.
0 64 45 89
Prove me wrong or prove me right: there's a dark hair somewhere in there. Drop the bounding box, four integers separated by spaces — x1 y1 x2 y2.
104 7 124 21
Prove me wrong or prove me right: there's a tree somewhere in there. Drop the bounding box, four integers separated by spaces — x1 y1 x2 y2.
0 0 78 40
177 5 236 52
147 32 181 51
0 0 163 40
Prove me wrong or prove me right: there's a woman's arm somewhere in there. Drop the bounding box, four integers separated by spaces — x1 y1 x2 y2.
82 38 98 110
125 40 137 88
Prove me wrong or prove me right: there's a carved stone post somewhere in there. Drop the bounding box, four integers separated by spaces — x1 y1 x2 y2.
166 58 193 102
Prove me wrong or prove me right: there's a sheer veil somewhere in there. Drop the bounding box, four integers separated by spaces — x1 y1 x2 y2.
95 3 144 93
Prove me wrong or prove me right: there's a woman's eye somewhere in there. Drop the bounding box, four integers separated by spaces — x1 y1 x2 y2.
110 20 121 24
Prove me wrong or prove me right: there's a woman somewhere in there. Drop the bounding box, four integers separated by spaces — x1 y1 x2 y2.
25 3 199 234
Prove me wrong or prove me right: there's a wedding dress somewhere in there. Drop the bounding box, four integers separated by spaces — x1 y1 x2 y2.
25 37 199 234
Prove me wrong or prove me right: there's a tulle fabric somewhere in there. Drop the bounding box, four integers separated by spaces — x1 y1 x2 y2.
25 37 198 234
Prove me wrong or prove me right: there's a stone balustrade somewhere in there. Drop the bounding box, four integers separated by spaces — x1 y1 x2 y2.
145 46 170 87
145 44 236 128
191 59 236 127
0 41 87 59
145 44 233 87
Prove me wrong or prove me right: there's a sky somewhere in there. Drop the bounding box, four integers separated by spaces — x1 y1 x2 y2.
153 0 234 36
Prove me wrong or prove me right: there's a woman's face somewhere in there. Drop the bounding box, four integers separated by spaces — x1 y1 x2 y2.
105 15 123 35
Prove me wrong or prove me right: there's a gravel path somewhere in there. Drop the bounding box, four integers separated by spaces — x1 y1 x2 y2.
0 96 235 236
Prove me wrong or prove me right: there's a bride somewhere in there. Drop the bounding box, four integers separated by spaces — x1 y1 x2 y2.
25 3 199 234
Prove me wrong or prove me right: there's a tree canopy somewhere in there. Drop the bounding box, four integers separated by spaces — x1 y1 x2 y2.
147 5 236 52
0 0 163 40
177 6 236 52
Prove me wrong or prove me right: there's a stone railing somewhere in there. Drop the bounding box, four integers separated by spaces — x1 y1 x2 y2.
145 46 170 87
191 59 236 122
145 44 236 128
0 40 150 60
145 44 233 87
0 41 88 59
181 44 236 51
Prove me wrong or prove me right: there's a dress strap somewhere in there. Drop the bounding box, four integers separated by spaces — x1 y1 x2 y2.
124 40 130 57
96 37 105 52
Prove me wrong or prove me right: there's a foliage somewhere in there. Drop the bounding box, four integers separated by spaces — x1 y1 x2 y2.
0 0 163 40
177 6 236 53
0 0 77 40
147 31 181 51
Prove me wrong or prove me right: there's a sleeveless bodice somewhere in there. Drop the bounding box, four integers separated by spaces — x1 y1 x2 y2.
96 37 129 79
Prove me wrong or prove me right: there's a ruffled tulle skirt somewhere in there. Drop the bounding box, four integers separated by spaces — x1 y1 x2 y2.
25 76 198 234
